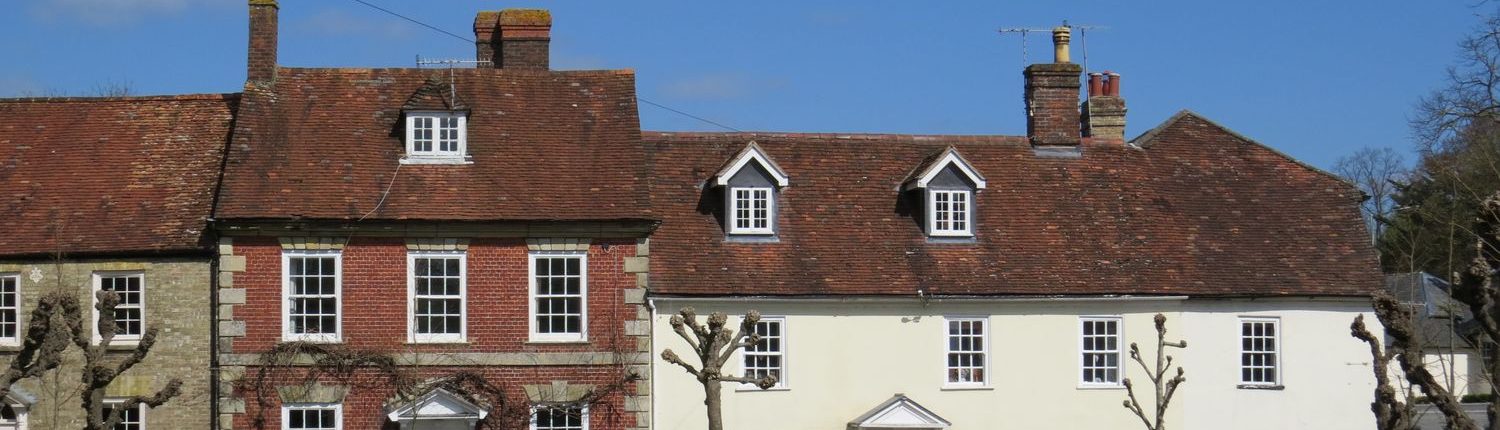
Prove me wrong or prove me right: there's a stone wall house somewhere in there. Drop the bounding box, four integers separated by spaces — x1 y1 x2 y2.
212 3 653 429
643 28 1383 430
0 95 236 428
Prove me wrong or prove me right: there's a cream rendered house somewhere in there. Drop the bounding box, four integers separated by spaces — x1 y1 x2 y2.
640 29 1380 430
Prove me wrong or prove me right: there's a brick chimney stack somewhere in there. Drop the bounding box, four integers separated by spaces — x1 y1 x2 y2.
1083 71 1127 142
247 0 278 84
474 9 552 70
1023 26 1083 146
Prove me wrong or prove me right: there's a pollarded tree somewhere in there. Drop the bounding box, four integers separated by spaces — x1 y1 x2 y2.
1121 313 1187 430
75 290 182 430
0 287 182 429
659 307 776 430
1351 307 1420 430
0 291 83 401
1368 193 1500 430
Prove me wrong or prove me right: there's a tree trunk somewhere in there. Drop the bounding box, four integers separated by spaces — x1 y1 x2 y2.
705 379 723 430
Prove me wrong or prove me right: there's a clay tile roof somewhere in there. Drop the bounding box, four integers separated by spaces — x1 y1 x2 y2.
401 75 468 111
0 94 238 257
642 112 1381 297
216 67 652 222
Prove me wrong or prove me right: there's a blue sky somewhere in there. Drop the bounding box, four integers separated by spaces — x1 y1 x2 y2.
0 1 1480 169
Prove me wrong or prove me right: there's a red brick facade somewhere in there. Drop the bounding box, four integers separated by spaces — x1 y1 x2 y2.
223 237 645 430
237 367 633 430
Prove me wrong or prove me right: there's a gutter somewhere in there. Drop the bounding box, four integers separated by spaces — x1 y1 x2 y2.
648 294 1373 304
646 297 657 430
648 295 1191 304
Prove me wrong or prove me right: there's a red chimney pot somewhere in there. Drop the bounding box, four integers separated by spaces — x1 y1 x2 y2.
1087 73 1104 98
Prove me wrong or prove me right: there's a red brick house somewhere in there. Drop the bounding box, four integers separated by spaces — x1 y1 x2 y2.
212 3 653 429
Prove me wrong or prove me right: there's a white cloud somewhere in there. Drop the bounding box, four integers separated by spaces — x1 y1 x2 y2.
28 0 227 25
660 73 786 101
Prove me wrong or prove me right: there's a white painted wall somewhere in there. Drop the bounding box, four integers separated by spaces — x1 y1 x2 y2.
1383 351 1484 398
649 297 1376 430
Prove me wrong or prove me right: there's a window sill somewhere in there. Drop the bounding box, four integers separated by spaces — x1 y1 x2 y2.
723 235 780 244
1077 384 1126 390
735 385 789 392
925 236 977 245
101 341 143 350
407 340 469 346
939 385 993 391
1237 384 1285 390
400 156 472 165
282 338 343 344
526 339 590 345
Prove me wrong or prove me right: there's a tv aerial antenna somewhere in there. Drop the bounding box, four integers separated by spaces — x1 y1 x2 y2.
998 21 1109 73
414 56 493 105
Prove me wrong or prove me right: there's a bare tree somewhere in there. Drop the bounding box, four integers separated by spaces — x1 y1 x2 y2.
1454 193 1500 430
89 80 132 97
1333 147 1406 243
1395 9 1500 277
1352 312 1419 430
659 307 776 430
74 290 182 430
1121 313 1186 430
1370 193 1500 429
0 291 82 401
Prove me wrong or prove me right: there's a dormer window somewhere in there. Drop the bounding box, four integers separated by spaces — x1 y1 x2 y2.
730 187 774 234
404 111 468 164
400 75 471 165
903 147 987 239
713 142 790 238
929 189 971 236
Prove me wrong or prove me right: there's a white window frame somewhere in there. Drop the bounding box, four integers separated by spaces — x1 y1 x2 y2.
403 111 468 164
528 252 589 343
92 271 145 344
928 189 973 237
282 251 343 343
407 251 467 344
942 316 988 388
738 316 787 390
1239 317 1282 386
727 186 775 235
281 403 342 430
0 274 19 347
102 399 146 430
1079 316 1124 388
530 404 588 430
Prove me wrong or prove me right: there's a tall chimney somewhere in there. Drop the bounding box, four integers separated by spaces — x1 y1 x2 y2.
1083 71 1127 142
1023 25 1083 146
247 0 278 84
474 9 552 70
473 11 499 66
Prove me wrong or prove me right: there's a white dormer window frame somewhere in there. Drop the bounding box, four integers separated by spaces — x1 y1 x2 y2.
714 142 790 237
727 186 775 235
928 189 973 237
403 111 468 164
906 147 986 239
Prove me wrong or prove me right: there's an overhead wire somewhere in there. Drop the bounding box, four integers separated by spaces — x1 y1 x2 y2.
346 0 742 132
